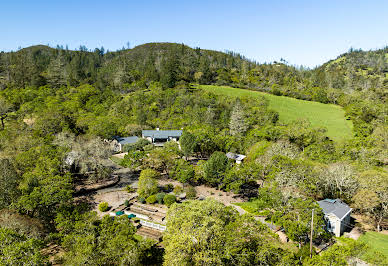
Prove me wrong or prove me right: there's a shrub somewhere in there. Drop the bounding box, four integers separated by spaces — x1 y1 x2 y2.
138 197 146 204
138 169 159 198
126 185 135 193
146 195 157 204
171 159 195 183
173 185 183 195
164 183 174 192
164 194 176 207
156 192 166 204
185 186 197 199
124 200 130 207
98 202 109 212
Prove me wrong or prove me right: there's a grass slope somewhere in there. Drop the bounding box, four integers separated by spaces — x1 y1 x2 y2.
358 231 388 258
200 85 353 141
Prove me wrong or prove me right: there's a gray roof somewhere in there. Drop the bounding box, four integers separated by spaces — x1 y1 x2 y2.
318 199 351 220
115 136 139 145
226 152 246 161
142 130 182 139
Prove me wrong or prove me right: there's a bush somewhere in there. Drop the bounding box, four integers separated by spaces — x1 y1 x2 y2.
173 185 183 195
126 185 135 193
171 159 195 183
164 183 174 192
156 192 166 204
138 197 146 204
146 195 157 204
164 194 176 207
98 202 109 212
124 200 130 207
185 186 197 199
138 169 159 198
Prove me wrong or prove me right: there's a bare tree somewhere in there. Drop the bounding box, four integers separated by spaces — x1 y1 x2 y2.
0 98 12 130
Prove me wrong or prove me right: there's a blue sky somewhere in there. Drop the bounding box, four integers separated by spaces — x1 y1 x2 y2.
2 0 388 67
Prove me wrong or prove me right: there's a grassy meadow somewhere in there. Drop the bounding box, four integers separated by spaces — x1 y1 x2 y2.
200 85 353 142
358 231 388 259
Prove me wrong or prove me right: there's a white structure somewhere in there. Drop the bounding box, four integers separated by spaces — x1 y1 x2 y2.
140 220 166 231
318 199 352 237
226 152 246 164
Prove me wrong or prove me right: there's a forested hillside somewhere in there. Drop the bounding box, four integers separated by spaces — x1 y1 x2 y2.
0 43 387 264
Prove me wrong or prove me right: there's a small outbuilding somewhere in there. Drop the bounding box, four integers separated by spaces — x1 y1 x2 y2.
318 199 352 237
113 136 139 152
226 152 246 164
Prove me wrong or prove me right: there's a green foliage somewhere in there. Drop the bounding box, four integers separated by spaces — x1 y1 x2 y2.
185 186 197 199
201 85 353 142
358 231 388 260
203 151 230 187
146 195 157 204
0 227 46 265
163 199 292 265
98 202 109 212
235 186 283 214
180 131 197 158
121 150 146 169
163 194 176 207
171 159 195 184
173 186 183 195
304 237 368 265
138 169 159 198
156 193 166 204
0 42 387 265
123 138 150 152
164 183 174 192
126 185 135 193
272 198 325 246
0 158 20 209
62 212 158 265
17 174 73 225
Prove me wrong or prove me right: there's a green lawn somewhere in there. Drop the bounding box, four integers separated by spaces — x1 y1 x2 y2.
234 201 261 215
110 156 124 165
200 85 353 142
358 231 388 258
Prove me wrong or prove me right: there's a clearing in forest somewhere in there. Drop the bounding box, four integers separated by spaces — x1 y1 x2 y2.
200 85 353 142
358 231 388 259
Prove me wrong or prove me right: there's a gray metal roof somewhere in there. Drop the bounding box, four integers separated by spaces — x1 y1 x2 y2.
142 130 182 139
226 152 246 161
318 199 351 220
115 136 139 145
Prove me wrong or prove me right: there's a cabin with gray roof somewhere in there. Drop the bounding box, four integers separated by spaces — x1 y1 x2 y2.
113 136 139 152
318 199 352 237
142 129 182 146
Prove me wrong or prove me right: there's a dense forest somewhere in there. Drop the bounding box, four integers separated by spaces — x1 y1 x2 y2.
0 43 387 265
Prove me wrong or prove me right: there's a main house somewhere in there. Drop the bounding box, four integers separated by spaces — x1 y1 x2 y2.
318 199 352 237
142 129 183 145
